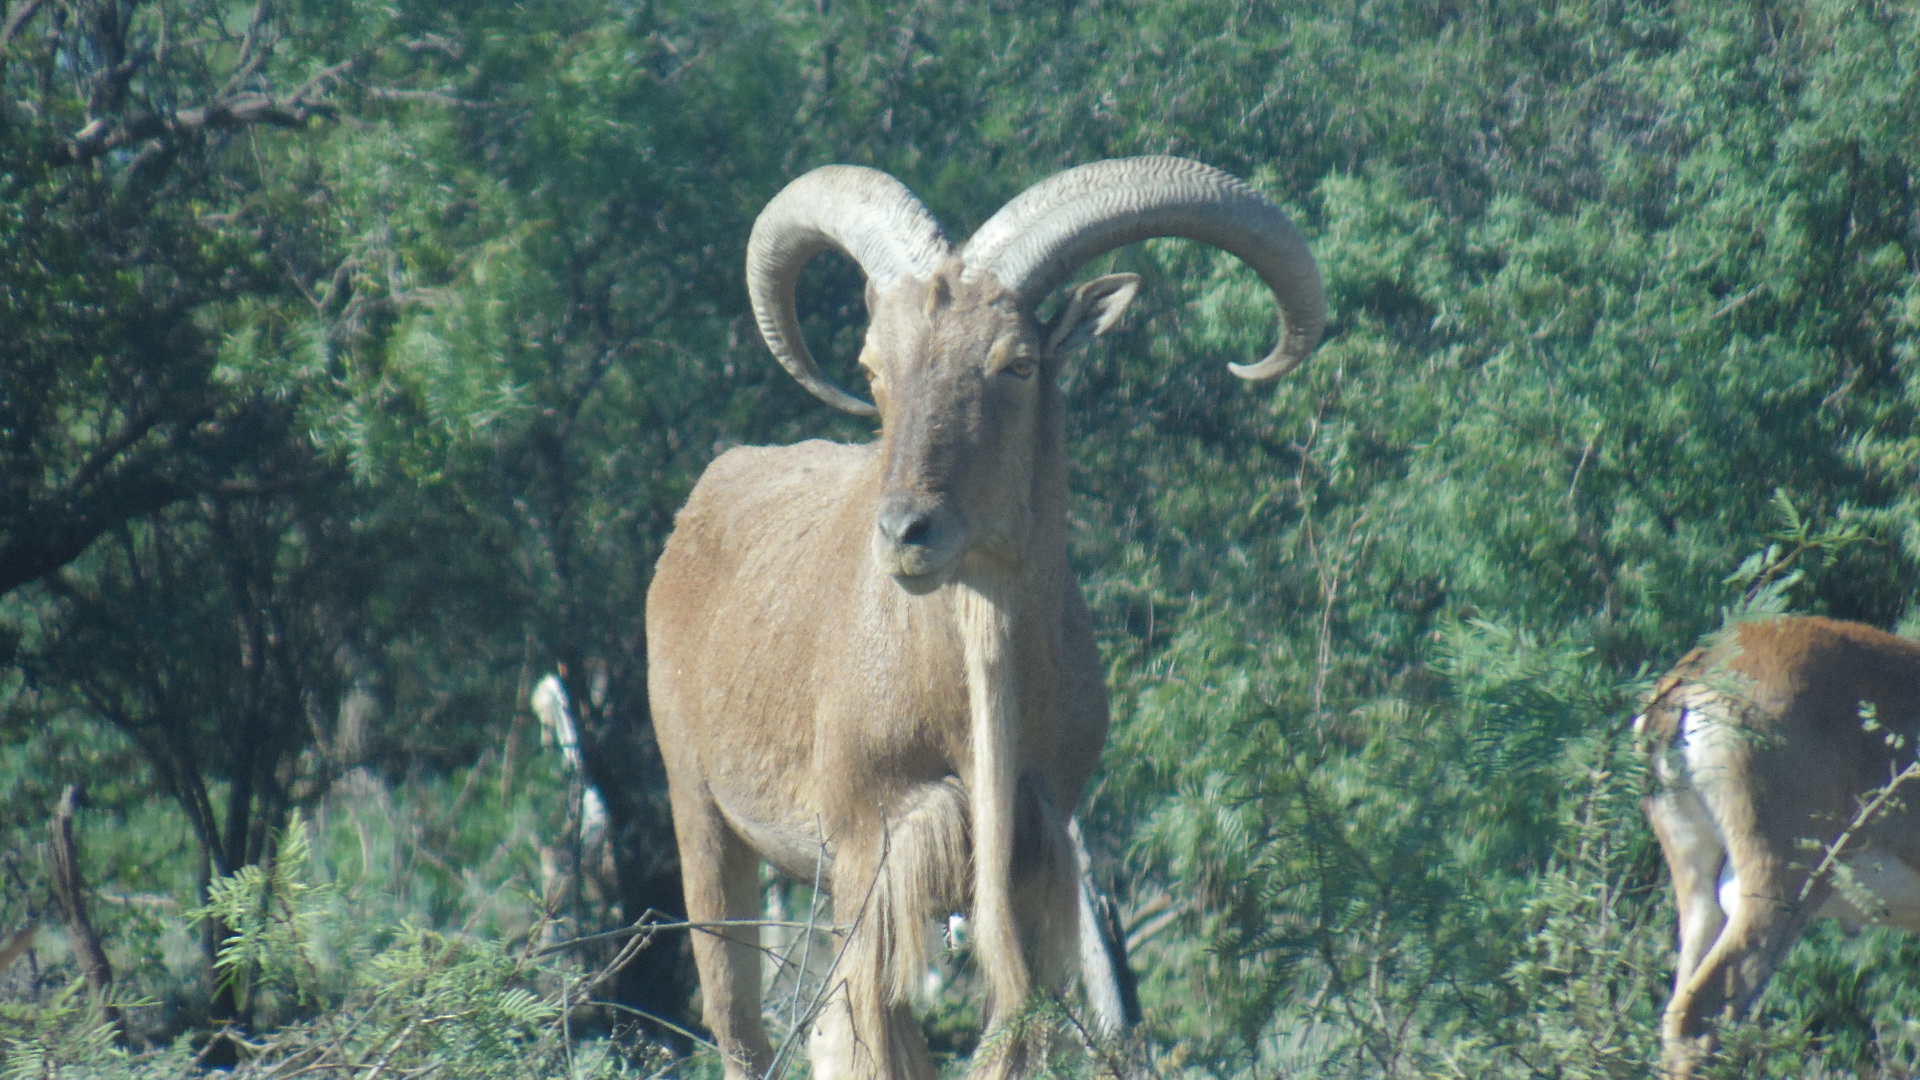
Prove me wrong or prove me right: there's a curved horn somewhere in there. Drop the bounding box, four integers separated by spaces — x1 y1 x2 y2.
746 166 955 414
961 157 1325 380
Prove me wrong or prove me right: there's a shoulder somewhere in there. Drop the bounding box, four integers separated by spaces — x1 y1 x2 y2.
690 440 873 507
673 439 877 538
701 439 873 489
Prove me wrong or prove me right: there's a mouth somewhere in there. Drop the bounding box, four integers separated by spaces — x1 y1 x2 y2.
885 545 954 593
874 503 966 593
877 540 957 594
890 567 948 595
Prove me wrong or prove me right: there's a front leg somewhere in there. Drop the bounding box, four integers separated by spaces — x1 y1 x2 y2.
972 782 1081 1080
673 788 774 1080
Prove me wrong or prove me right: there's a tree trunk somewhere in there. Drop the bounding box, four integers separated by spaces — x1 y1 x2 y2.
48 786 124 1041
565 654 701 1055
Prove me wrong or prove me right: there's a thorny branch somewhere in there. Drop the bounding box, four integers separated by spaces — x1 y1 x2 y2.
536 913 848 958
1797 759 1920 908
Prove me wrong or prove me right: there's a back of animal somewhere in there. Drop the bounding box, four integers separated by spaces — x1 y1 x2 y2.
1642 616 1920 752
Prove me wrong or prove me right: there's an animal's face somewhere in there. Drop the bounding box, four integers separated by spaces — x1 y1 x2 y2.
863 267 1038 593
863 264 1138 593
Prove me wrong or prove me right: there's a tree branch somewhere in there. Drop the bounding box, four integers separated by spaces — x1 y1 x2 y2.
0 0 44 53
0 467 194 595
366 86 490 110
220 0 275 97
49 57 356 168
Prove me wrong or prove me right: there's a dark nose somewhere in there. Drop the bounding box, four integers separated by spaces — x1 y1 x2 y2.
878 499 933 545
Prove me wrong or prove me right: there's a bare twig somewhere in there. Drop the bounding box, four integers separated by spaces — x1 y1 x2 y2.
51 93 325 165
584 923 654 994
1709 287 1761 321
1566 437 1594 506
1049 987 1149 1080
764 823 893 1080
536 914 846 957
591 999 722 1056
366 86 490 110
787 833 831 1031
1798 760 1920 906
362 1016 420 1080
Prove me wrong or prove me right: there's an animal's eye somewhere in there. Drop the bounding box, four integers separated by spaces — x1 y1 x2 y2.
987 335 1033 379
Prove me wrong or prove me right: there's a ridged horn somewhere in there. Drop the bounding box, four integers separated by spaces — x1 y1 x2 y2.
961 157 1325 380
746 166 955 414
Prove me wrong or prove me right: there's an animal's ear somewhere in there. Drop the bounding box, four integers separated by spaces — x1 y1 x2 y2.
1044 273 1140 355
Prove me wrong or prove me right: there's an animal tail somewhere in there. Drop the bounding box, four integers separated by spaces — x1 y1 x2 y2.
1633 645 1710 747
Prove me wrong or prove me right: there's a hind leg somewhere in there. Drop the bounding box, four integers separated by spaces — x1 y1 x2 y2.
1659 850 1821 1079
1647 788 1729 997
1014 792 1080 998
672 786 774 1080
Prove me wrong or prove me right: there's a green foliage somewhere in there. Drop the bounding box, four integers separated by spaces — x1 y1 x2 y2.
6 0 1920 1075
192 815 327 1008
0 979 152 1080
1722 491 1878 625
0 763 652 1077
